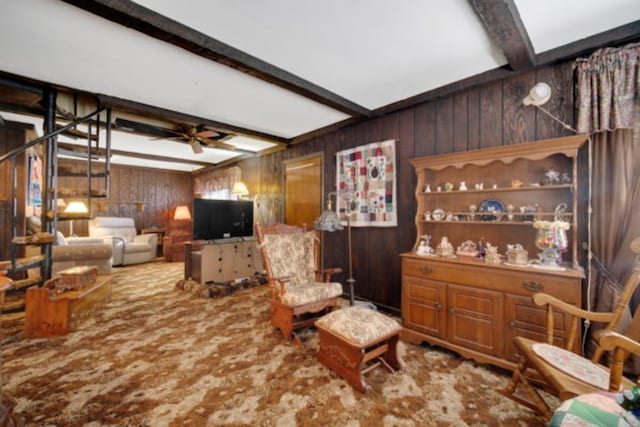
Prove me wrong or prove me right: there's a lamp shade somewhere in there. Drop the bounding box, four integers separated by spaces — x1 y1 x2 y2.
314 194 344 232
231 181 249 196
63 201 88 214
173 205 191 220
523 82 551 106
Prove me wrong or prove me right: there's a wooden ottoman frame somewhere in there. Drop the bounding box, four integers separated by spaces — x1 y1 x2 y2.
316 307 402 392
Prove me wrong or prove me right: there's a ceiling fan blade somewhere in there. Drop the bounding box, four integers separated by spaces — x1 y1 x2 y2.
195 129 219 138
189 137 203 154
197 137 238 151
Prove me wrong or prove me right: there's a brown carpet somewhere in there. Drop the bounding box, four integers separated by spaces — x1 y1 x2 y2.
1 261 550 426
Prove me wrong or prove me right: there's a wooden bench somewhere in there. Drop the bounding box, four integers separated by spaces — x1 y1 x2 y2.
315 306 402 392
24 268 111 338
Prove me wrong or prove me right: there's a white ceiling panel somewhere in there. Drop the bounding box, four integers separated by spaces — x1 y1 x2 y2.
135 0 507 109
0 0 349 139
1 0 639 173
515 0 640 53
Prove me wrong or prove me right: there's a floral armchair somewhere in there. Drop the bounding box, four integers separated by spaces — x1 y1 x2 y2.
255 223 343 345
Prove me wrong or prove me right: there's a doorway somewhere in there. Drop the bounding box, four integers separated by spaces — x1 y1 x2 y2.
284 154 322 229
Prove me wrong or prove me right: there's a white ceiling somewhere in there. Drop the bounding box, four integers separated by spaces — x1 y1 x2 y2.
0 0 639 171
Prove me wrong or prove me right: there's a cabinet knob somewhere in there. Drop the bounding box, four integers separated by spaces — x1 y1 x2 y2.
435 302 442 310
522 281 544 292
420 266 433 274
448 307 455 314
509 321 516 328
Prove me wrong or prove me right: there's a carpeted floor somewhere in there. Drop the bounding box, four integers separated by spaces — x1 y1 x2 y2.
1 261 551 426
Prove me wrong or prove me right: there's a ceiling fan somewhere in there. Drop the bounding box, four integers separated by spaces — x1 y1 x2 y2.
114 118 238 154
167 125 238 154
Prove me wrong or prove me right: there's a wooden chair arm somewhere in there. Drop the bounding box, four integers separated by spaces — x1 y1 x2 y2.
317 267 342 282
598 331 640 392
599 331 640 355
533 293 614 323
533 293 614 350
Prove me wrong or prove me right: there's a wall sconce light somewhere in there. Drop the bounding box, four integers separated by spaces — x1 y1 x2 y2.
173 205 191 221
522 82 577 133
231 181 249 200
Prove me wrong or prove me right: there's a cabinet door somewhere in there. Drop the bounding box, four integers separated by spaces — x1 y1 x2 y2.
402 275 447 338
505 294 575 362
447 284 504 357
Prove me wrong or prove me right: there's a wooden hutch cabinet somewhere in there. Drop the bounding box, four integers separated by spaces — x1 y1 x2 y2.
400 135 588 371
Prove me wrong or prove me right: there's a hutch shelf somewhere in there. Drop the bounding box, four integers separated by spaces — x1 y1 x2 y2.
400 135 588 371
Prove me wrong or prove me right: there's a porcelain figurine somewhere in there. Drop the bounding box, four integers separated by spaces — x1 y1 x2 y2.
436 236 455 257
424 184 431 193
459 181 468 191
415 235 434 256
444 182 454 192
506 203 515 221
468 204 477 220
474 182 484 190
484 243 502 265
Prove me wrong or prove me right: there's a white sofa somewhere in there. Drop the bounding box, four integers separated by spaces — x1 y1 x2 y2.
89 217 157 266
52 233 113 275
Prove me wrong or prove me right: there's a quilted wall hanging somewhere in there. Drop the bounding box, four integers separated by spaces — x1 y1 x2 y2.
336 139 397 227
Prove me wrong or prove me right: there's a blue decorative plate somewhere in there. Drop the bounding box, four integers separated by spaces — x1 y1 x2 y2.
478 199 505 221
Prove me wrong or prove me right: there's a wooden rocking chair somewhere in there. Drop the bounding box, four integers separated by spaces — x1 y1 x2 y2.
255 223 343 345
501 237 640 419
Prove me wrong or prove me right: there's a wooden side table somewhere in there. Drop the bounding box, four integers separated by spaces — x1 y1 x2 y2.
141 227 165 257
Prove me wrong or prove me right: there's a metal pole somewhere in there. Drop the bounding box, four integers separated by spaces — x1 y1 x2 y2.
347 213 355 306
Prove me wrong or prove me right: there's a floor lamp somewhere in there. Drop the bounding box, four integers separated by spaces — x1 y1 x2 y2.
314 191 356 306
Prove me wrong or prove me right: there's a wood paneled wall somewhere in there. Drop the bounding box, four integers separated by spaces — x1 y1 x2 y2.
58 160 193 237
238 61 576 310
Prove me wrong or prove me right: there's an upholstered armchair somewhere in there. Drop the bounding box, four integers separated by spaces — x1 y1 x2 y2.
162 206 192 262
89 217 157 266
255 223 343 345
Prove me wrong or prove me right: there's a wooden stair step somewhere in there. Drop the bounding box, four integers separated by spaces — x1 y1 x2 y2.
7 276 42 292
0 255 45 271
0 311 25 334
1 294 25 312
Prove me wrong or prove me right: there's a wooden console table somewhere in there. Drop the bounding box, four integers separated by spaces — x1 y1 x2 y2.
184 238 262 284
24 273 112 338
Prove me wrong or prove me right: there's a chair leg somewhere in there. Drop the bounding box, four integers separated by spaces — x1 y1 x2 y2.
498 357 552 419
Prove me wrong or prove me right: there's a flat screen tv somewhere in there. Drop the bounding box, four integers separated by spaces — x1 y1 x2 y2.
192 198 254 241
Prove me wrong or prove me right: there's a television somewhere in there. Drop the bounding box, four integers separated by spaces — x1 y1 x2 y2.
192 198 254 241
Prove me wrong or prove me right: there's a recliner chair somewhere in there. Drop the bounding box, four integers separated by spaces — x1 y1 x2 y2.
89 217 157 266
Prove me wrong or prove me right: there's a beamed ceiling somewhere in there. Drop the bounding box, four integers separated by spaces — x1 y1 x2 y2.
0 0 639 171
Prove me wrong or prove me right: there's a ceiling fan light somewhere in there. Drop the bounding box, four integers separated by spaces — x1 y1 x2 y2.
523 82 551 106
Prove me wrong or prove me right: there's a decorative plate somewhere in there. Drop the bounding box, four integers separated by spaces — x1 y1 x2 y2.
478 199 505 221
431 208 445 221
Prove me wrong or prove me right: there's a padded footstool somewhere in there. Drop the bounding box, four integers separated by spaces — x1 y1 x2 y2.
315 305 402 392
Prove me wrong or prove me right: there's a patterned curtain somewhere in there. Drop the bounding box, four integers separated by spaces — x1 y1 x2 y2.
575 43 640 367
575 42 640 134
193 166 241 198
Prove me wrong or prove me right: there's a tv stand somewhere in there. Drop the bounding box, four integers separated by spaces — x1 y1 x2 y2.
184 238 262 284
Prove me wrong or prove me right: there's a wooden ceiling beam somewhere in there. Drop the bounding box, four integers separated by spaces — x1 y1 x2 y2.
536 19 640 65
61 0 370 118
58 142 214 167
468 0 535 71
97 94 290 146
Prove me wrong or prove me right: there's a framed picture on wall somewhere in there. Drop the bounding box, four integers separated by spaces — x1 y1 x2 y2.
28 155 42 206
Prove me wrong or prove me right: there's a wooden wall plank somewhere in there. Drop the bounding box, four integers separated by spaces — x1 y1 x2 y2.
467 87 481 151
479 80 503 148
502 71 536 145
413 101 436 158
435 96 454 154
453 92 469 152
